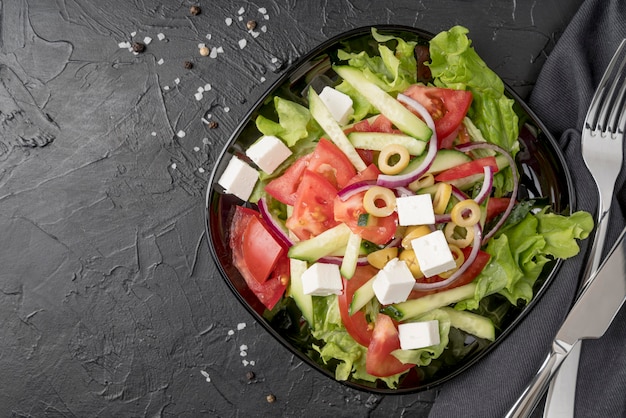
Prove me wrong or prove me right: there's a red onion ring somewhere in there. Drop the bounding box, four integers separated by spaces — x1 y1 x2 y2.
473 165 494 205
450 185 469 202
319 255 369 266
257 197 294 248
337 179 377 201
455 142 518 244
394 186 414 197
412 222 483 291
376 94 438 188
435 214 452 224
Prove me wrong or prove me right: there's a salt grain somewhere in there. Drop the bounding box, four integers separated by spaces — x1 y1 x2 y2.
261 25 267 33
227 329 235 336
224 107 230 113
157 58 164 65
151 132 157 137
163 86 170 91
240 351 247 357
217 46 224 53
171 163 177 170
264 14 269 20
237 322 246 330
250 31 260 38
242 359 249 366
174 78 180 85
157 33 166 41
143 36 152 45
118 41 131 49
271 57 278 63
202 138 210 145
177 130 186 138
258 7 267 13
240 344 248 351
193 146 200 152
225 17 233 26
238 16 243 21
197 86 205 93
198 167 205 173
206 33 212 40
238 39 247 49
131 31 137 37
250 360 256 366
204 83 212 91
260 76 266 82
198 43 206 49
237 7 245 14
200 370 211 382
195 92 203 101
209 47 218 59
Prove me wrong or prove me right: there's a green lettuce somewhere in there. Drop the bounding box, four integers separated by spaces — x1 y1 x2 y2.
391 309 451 366
255 96 322 147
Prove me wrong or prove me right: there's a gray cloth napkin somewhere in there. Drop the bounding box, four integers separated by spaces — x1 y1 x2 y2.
429 0 626 416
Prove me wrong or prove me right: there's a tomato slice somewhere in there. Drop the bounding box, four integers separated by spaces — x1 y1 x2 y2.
230 206 289 310
408 246 491 299
308 138 357 189
370 114 402 134
286 170 340 241
338 265 378 347
402 85 472 141
242 215 286 284
434 156 499 182
486 197 512 222
345 164 380 187
366 313 415 377
265 154 312 206
334 191 397 245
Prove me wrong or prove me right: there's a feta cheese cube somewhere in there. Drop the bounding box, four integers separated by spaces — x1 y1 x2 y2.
217 156 259 201
398 320 440 350
372 258 415 305
301 263 343 296
396 194 435 226
318 86 354 125
411 230 456 277
245 135 292 174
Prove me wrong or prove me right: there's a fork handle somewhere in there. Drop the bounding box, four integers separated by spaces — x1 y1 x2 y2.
582 210 610 289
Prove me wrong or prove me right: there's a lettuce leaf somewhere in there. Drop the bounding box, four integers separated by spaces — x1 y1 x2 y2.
391 309 451 366
255 96 322 147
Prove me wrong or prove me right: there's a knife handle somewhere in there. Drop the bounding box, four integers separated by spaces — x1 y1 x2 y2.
505 346 570 418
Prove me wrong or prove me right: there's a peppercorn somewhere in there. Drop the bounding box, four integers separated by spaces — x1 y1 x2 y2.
207 121 218 129
190 5 201 15
132 42 146 53
246 371 255 380
266 394 276 403
183 60 193 69
199 46 210 56
246 20 257 31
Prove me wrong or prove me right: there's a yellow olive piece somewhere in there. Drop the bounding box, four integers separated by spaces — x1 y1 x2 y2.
399 249 424 279
450 199 482 227
408 173 435 192
401 225 432 249
363 186 396 217
438 244 465 278
378 144 410 175
432 182 453 214
444 222 475 248
366 247 398 269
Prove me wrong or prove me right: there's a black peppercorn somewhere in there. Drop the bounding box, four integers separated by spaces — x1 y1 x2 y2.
132 42 145 53
246 371 255 380
183 60 193 69
246 20 257 31
190 5 201 15
207 121 218 129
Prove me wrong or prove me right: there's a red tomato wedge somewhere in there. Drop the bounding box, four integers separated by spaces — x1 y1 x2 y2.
286 170 340 241
345 164 381 187
434 156 499 182
242 215 286 284
408 246 491 299
338 265 378 347
369 114 403 134
334 191 397 245
230 206 289 310
402 85 472 141
265 154 312 206
366 313 415 377
308 138 357 189
486 197 512 222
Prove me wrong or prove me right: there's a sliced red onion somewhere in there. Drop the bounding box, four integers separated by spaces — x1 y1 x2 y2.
435 214 452 224
320 255 369 266
337 179 377 201
394 186 414 197
257 197 294 248
473 165 494 205
412 222 483 291
450 185 469 202
376 94 438 188
455 142 518 244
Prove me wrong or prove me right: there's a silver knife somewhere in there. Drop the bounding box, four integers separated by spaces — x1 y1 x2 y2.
505 226 626 418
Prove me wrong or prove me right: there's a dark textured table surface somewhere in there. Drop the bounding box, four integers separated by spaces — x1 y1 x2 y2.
1 0 585 416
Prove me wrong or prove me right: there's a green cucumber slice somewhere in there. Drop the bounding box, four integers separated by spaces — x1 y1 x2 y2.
288 223 352 262
347 132 427 156
288 258 314 326
340 232 362 279
439 307 495 341
349 275 377 315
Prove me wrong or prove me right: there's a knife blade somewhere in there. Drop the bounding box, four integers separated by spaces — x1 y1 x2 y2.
505 226 626 418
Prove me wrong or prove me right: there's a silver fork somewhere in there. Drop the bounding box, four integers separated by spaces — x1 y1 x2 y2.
544 39 626 418
508 39 626 418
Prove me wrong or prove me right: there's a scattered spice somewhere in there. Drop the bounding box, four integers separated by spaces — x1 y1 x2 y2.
183 60 193 69
132 42 146 53
207 121 218 129
199 46 210 56
246 371 255 380
246 20 257 31
266 394 276 403
190 5 201 15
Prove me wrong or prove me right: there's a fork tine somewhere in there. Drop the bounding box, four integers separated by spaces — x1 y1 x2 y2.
608 76 626 134
601 50 626 133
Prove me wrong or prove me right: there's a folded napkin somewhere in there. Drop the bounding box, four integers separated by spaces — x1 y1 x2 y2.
429 0 626 416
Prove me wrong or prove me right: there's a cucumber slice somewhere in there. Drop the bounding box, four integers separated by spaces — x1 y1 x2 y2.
349 275 377 315
404 149 472 175
333 66 432 141
288 258 314 326
288 223 352 262
308 87 367 171
439 307 495 341
347 132 427 156
381 283 477 321
340 232 362 279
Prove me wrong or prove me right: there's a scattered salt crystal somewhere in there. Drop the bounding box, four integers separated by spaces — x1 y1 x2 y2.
131 31 137 37
205 113 212 119
260 76 266 82
201 118 210 125
157 58 164 65
238 16 243 21
118 41 131 49
206 33 212 40
163 86 170 91
198 167 205 173
195 92 203 101
157 33 166 41
250 360 256 366
143 36 152 45
202 138 210 145
177 130 186 138
237 322 246 330
193 146 200 152
171 163 177 170
238 39 247 49
240 344 248 351
227 329 235 336
132 51 139 56
264 14 269 20
198 43 206 49
261 25 267 33
237 6 245 14
224 107 230 113
151 132 157 136
197 86 204 93
250 31 260 38
258 7 267 13
200 370 211 382
271 57 278 63
209 47 218 59
225 17 233 26
242 359 249 366
174 78 180 85
204 83 212 91
240 351 247 357
217 46 224 53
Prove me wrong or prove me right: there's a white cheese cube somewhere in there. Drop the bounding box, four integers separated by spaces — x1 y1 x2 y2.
245 135 292 174
318 86 354 125
217 156 259 201
372 258 415 305
301 262 343 296
396 194 435 226
411 230 456 277
398 320 440 350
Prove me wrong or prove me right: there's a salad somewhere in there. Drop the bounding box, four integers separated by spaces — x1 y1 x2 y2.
216 26 593 389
